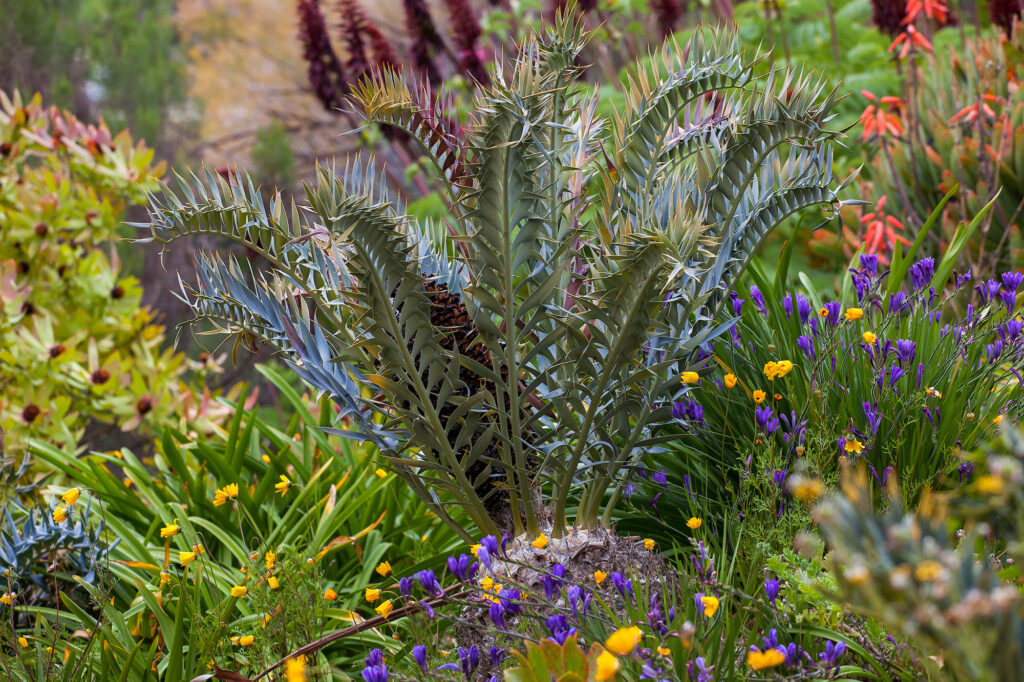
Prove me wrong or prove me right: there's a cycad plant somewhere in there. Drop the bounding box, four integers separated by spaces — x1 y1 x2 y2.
140 19 846 543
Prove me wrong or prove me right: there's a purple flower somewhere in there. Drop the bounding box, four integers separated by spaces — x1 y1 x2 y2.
413 645 428 672
542 564 566 601
400 577 414 600
750 285 767 316
819 640 846 669
610 572 633 599
1002 271 1024 292
862 401 881 435
888 291 910 315
977 279 1001 303
731 292 745 316
755 405 779 434
860 253 879 276
490 647 505 667
362 650 388 682
416 569 442 596
987 340 1004 363
458 646 480 678
365 650 385 667
887 364 905 388
797 334 816 360
653 469 668 488
447 554 478 582
917 362 924 388
687 657 714 682
958 460 975 482
823 300 842 328
544 615 576 645
488 600 505 630
797 294 812 323
894 339 916 365
909 257 935 291
691 541 715 583
764 577 780 606
999 319 1024 343
1001 290 1017 315
770 469 787 491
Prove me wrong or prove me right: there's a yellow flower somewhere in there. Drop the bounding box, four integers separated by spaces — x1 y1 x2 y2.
914 560 943 582
773 393 782 401
977 474 1005 494
192 543 205 555
266 551 276 570
238 635 254 646
52 506 68 523
375 468 388 478
470 544 481 557
1 592 14 606
18 636 28 648
375 599 394 619
268 576 280 590
790 477 824 502
595 649 620 682
262 613 272 629
643 538 655 550
843 437 863 454
594 570 608 586
160 572 171 585
61 488 80 506
178 551 196 567
160 520 179 538
324 588 337 601
365 587 381 602
700 595 719 618
376 561 392 577
818 307 829 318
686 517 702 530
763 361 780 380
925 386 942 398
862 331 877 344
285 655 308 682
605 626 642 655
844 307 863 321
777 360 793 376
213 483 239 507
480 576 495 592
656 646 670 656
753 390 766 404
747 648 785 670
994 414 1005 424
275 475 291 496
724 373 737 388
532 533 549 549
262 454 271 464
230 585 248 598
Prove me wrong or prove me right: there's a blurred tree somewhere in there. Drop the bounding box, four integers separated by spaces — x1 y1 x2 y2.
0 0 187 150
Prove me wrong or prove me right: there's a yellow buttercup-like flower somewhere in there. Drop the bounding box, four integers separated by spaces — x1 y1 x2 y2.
1 592 14 606
18 636 28 648
230 585 248 598
686 517 702 530
862 331 877 344
238 635 254 646
532 533 549 549
595 649 620 681
324 588 338 601
605 626 642 656
700 595 719 618
843 437 863 454
681 371 700 384
594 570 608 586
753 390 766 404
268 576 280 590
52 506 68 524
285 655 307 682
790 477 824 502
275 475 291 496
213 483 239 507
977 475 1005 494
376 561 392 577
375 468 388 478
266 551 276 570
61 488 80 506
724 373 737 388
844 307 864 321
160 520 180 538
480 576 495 591
365 587 381 602
375 599 394 619
178 551 196 566
643 538 655 550
747 648 785 670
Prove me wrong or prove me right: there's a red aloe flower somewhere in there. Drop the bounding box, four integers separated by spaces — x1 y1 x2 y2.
871 0 908 36
859 195 912 257
950 93 1007 124
859 90 905 142
650 0 683 39
888 24 933 58
297 0 349 110
337 0 371 83
904 0 950 23
403 0 445 85
989 0 1024 32
442 0 490 86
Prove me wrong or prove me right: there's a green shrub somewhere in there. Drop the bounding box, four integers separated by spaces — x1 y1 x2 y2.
0 91 212 453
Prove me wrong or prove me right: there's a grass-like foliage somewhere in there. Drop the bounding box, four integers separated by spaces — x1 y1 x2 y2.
138 17 846 540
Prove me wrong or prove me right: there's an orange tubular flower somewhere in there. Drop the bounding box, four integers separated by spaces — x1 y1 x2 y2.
904 0 949 24
859 91 904 143
858 195 911 257
889 25 933 59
